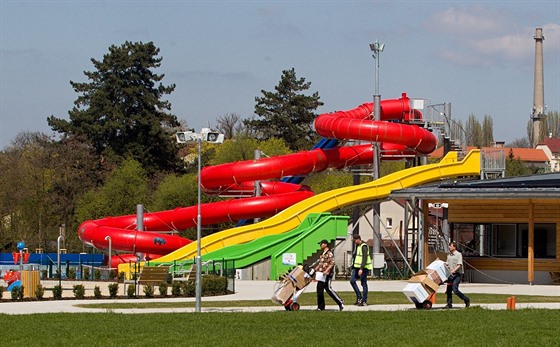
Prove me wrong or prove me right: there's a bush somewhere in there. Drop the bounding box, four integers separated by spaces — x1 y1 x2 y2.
181 281 195 297
35 284 45 300
127 284 136 298
171 282 182 297
73 284 86 299
11 285 24 301
52 285 63 300
118 272 125 281
94 269 101 280
41 269 47 279
0 285 4 300
109 270 117 280
93 286 102 299
143 284 155 298
158 282 168 297
83 267 91 280
108 283 119 298
202 275 228 296
68 267 76 279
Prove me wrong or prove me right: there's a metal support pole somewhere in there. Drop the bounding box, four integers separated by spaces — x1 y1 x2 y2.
195 135 202 312
105 236 112 270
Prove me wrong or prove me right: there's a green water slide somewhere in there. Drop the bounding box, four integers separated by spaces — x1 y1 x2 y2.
167 212 348 280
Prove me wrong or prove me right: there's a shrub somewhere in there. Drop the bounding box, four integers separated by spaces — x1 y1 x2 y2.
171 282 182 297
11 285 24 301
35 284 45 300
118 272 125 281
0 285 4 300
181 281 195 297
52 285 63 300
143 284 155 298
127 284 136 298
68 267 76 279
41 269 47 279
109 270 117 280
93 286 102 299
108 283 119 298
202 275 228 296
73 284 86 299
158 282 168 297
94 269 101 280
83 267 91 280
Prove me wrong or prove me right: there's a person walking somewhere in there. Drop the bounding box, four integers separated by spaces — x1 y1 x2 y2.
350 234 372 306
314 239 344 311
445 241 470 308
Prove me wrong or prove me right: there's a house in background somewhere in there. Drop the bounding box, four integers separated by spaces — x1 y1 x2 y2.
537 137 560 172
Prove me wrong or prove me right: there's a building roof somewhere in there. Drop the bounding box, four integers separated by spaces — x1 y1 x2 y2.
538 137 560 154
389 172 560 200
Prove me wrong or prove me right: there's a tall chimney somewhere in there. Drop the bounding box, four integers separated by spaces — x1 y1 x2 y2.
531 27 545 147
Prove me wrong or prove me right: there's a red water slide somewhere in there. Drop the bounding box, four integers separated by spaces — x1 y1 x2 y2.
78 93 436 265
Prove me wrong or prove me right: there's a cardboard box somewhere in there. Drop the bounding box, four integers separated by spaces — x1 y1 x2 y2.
288 266 309 290
426 259 451 284
271 280 295 305
409 271 439 293
403 282 430 304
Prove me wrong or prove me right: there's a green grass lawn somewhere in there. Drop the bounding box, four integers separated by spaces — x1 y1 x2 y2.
1 309 559 346
73 291 560 309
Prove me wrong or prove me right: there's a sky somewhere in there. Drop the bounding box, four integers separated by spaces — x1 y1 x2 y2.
1 1 559 150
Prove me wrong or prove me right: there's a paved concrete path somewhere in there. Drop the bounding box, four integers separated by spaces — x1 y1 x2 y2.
1 280 559 315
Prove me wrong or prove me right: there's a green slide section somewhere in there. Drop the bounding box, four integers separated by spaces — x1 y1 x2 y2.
164 213 348 279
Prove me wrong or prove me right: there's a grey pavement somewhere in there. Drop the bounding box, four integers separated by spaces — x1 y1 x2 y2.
1 280 559 315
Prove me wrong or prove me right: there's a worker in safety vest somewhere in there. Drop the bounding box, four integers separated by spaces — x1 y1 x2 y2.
350 234 372 306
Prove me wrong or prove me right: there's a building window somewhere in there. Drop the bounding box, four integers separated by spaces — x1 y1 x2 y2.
453 223 556 259
386 217 393 229
492 224 517 256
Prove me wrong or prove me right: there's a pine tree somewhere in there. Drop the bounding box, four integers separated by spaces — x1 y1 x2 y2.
245 68 323 151
47 41 180 174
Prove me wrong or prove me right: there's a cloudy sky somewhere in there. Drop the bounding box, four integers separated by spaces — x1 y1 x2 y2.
1 1 559 150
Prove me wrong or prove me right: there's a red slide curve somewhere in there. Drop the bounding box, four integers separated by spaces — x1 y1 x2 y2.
78 93 436 267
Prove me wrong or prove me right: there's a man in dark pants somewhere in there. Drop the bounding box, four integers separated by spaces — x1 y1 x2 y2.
314 239 344 311
446 241 470 308
350 234 372 306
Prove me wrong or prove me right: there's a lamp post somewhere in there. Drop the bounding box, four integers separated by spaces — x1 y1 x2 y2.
57 235 64 288
195 133 203 312
176 128 224 312
370 40 384 258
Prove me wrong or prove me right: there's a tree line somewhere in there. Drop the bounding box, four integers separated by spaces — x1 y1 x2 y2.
1 41 556 254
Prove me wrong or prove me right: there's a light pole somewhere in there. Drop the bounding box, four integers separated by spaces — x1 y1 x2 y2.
176 128 224 312
369 40 384 258
57 235 64 288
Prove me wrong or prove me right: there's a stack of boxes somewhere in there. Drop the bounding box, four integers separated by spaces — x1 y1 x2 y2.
271 265 313 305
403 259 451 305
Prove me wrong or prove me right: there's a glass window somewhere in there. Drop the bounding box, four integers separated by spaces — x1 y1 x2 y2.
492 224 517 256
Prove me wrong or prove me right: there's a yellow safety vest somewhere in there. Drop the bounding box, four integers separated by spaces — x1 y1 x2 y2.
354 244 373 270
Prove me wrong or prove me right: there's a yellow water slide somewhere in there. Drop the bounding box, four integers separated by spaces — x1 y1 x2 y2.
119 150 480 271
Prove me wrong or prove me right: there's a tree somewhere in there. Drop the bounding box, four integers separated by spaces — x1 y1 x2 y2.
0 132 101 252
506 137 530 148
47 41 180 174
505 149 531 177
215 113 253 139
481 115 494 147
210 136 292 166
465 114 482 147
75 158 149 221
245 68 323 151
